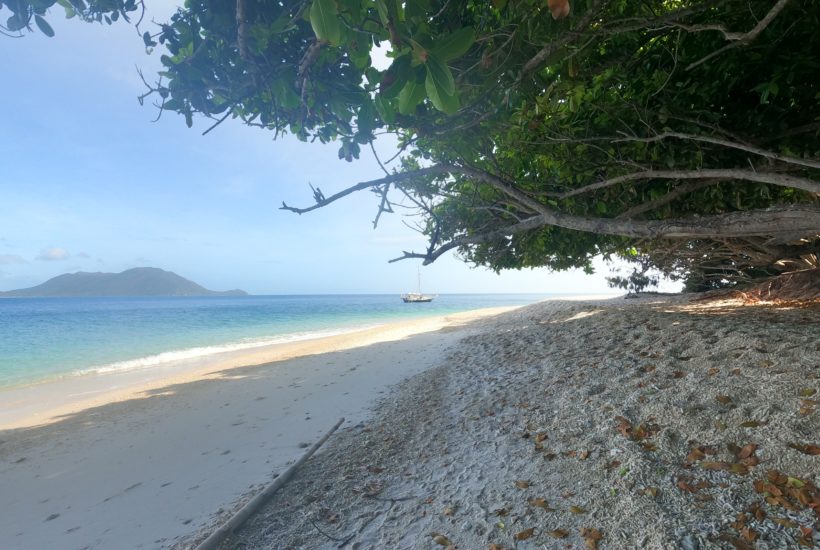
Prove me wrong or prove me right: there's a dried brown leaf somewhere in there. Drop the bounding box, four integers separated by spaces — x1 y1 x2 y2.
581 527 603 549
740 527 757 542
493 507 508 516
686 448 706 463
799 388 817 397
432 534 451 546
701 461 731 471
773 517 796 528
515 480 530 489
548 529 569 538
737 443 758 460
569 505 586 514
528 497 550 509
716 395 733 405
788 443 820 455
514 527 534 541
366 465 385 474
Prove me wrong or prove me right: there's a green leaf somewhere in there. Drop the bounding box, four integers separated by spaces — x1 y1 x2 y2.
6 14 26 32
431 28 474 62
374 0 389 26
398 78 426 115
374 94 396 125
424 54 459 113
309 0 341 45
425 75 459 113
34 15 54 37
425 54 455 96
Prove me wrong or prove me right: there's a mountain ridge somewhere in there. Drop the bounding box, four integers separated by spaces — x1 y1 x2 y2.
0 267 248 297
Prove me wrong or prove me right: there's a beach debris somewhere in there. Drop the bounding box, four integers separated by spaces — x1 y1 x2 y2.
614 415 658 442
786 443 820 455
639 487 660 497
580 527 603 549
569 505 586 514
513 527 535 540
548 528 569 538
431 533 451 546
798 399 816 416
739 420 765 428
493 507 509 516
488 544 505 550
514 479 530 489
753 470 820 523
715 395 734 406
799 387 817 397
527 497 553 510
676 475 711 493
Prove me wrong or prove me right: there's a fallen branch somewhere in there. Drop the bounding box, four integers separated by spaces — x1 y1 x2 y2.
195 417 345 550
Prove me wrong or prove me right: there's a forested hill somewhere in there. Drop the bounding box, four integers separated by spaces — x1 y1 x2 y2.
0 268 248 297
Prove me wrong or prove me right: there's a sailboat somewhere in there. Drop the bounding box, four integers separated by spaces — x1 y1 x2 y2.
401 268 435 303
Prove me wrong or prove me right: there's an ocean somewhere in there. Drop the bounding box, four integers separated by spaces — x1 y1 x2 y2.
0 294 553 389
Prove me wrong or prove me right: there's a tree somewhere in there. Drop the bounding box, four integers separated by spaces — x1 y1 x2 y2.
5 0 819 288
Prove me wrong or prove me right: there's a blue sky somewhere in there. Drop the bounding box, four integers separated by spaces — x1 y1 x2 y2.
0 2 631 295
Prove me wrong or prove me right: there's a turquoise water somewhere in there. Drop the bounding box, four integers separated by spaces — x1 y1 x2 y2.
0 294 551 388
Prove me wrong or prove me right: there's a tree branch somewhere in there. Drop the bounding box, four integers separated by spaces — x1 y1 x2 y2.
685 0 792 70
557 169 820 200
616 180 718 219
614 131 820 170
519 0 606 81
392 204 820 264
280 166 450 214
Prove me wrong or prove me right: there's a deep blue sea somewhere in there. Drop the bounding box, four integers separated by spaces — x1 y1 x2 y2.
0 294 553 389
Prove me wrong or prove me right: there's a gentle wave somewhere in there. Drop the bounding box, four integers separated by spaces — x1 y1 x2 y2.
72 324 380 377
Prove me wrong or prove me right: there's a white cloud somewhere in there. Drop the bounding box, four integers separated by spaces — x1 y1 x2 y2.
36 247 70 261
0 254 26 265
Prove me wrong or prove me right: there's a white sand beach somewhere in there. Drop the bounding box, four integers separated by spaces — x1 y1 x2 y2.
0 306 516 550
201 295 819 550
2 296 818 550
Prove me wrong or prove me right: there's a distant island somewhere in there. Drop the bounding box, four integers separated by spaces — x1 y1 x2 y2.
0 267 248 297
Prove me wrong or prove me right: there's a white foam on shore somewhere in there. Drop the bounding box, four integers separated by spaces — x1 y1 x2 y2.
71 324 382 378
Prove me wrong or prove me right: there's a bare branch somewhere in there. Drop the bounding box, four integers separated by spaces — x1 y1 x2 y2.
280 166 450 214
614 131 820 170
557 169 820 200
685 0 792 70
519 0 606 81
616 180 718 219
201 110 232 136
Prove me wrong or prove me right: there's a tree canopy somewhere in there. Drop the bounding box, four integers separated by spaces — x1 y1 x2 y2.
5 0 819 290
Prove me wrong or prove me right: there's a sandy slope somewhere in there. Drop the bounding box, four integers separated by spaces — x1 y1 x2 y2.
215 296 819 550
0 307 514 550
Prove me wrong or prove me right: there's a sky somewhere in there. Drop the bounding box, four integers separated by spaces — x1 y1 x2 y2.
0 2 654 295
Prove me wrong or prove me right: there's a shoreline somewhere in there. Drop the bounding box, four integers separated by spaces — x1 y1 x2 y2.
1 305 528 549
0 306 518 431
